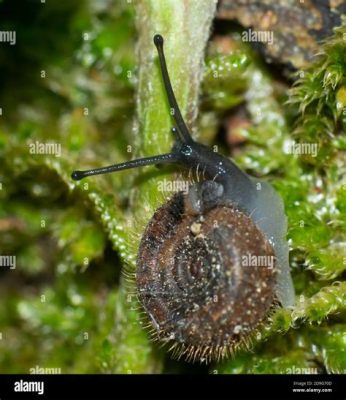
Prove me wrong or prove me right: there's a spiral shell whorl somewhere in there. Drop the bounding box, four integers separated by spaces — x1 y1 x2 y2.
136 191 278 363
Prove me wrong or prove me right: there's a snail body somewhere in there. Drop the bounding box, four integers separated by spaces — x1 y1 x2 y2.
72 34 295 363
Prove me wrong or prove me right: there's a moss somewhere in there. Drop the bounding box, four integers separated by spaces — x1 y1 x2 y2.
0 0 344 374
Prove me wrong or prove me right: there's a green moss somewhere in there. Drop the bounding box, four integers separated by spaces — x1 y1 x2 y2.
0 1 344 374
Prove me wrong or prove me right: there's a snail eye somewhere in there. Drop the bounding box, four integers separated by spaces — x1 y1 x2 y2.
180 144 193 156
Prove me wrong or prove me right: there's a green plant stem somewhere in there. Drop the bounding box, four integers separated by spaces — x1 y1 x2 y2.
111 0 218 373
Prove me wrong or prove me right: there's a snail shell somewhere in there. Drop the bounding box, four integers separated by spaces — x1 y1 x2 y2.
137 185 286 363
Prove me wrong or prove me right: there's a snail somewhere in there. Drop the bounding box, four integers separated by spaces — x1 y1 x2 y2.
72 34 295 363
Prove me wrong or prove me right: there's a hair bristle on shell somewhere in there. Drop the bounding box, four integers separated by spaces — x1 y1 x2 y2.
136 191 279 363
